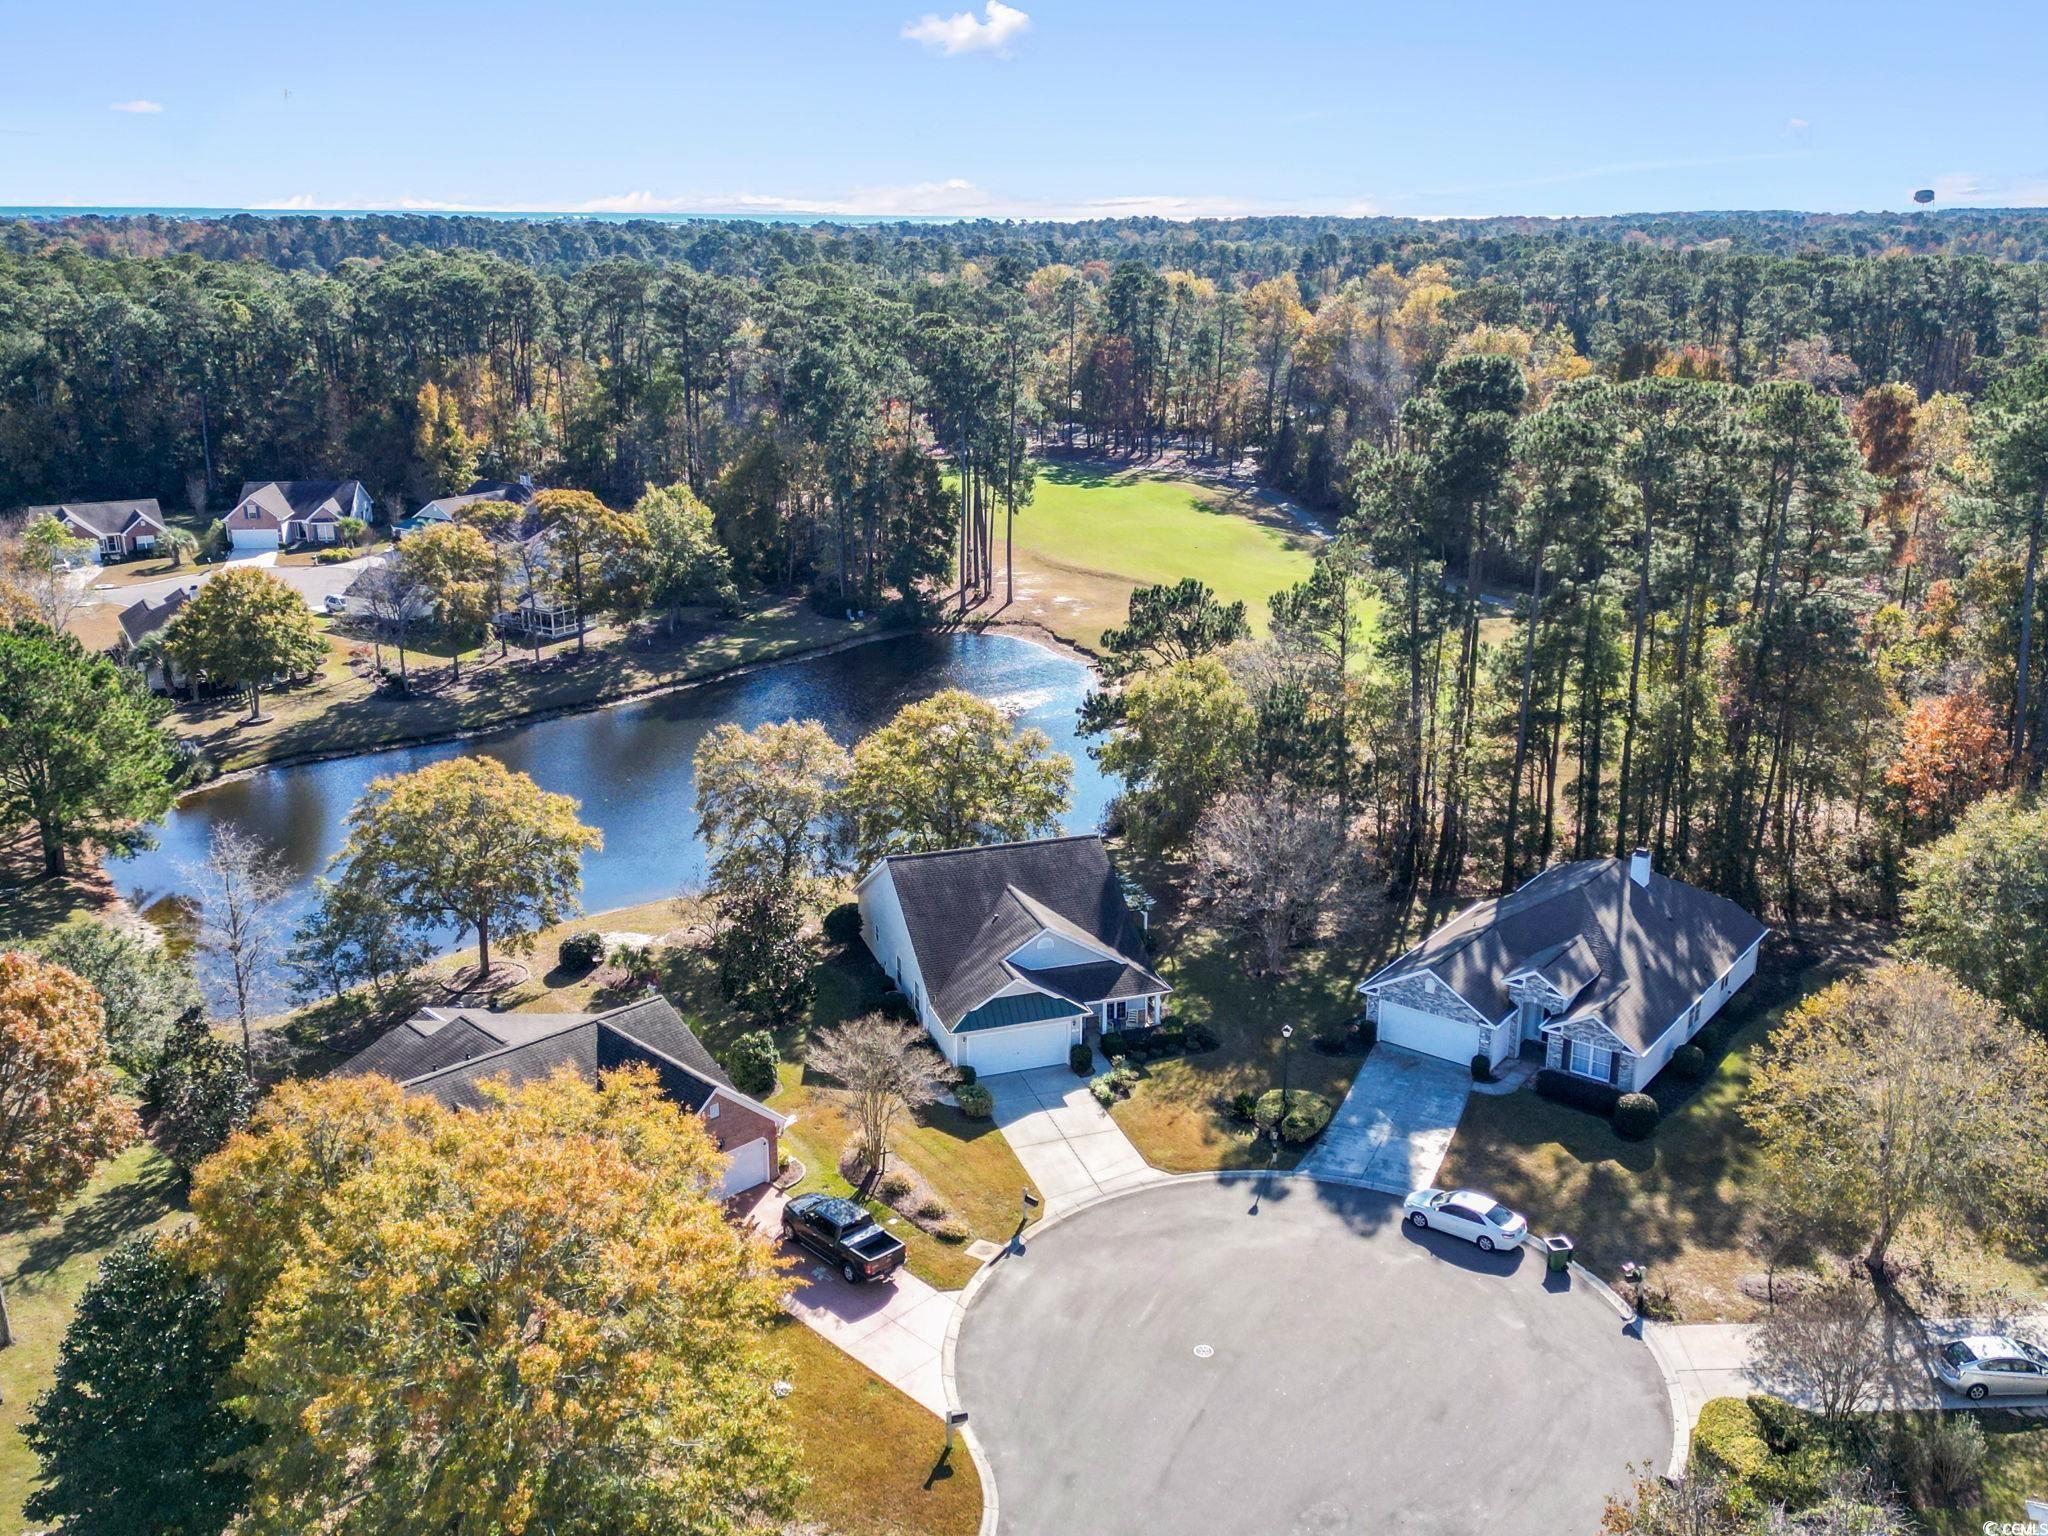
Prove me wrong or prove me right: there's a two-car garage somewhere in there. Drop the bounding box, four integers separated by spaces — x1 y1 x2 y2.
957 1016 1082 1076
1372 1001 1483 1065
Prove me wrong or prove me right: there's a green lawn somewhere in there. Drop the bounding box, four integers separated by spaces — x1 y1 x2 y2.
0 1145 186 1535
775 1320 982 1536
968 461 1326 652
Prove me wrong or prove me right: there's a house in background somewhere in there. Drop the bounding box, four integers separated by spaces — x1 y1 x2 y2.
1357 850 1766 1090
397 475 539 539
335 996 788 1198
23 499 169 561
116 583 197 691
857 834 1170 1077
226 480 371 550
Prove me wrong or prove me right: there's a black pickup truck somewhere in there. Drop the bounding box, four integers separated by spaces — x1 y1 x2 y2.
781 1193 908 1284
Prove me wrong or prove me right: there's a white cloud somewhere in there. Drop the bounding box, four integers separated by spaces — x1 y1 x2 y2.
1783 117 1811 137
109 99 163 114
902 0 1030 55
252 193 318 210
1926 172 2048 207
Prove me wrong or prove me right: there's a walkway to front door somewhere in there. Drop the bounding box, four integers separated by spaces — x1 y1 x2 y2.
1298 1043 1470 1194
985 1058 1166 1216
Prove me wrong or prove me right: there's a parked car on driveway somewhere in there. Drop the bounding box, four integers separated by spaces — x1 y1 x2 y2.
1403 1188 1529 1252
781 1193 907 1284
1932 1335 2048 1399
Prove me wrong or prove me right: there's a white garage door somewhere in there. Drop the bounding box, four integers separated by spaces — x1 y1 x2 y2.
719 1137 770 1198
1375 1001 1481 1065
230 526 282 551
962 1019 1075 1076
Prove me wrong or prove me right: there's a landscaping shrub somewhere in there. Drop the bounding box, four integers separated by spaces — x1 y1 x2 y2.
1070 1041 1095 1076
1311 1023 1361 1055
1534 1068 1621 1115
877 1171 914 1203
1877 1411 1986 1509
916 1195 950 1222
313 546 358 565
1671 1042 1709 1080
1612 1092 1661 1139
1469 1052 1493 1083
1252 1089 1333 1144
558 931 605 971
1691 1397 1772 1488
1356 1015 1377 1050
1228 1089 1259 1125
955 1083 993 1119
1090 1062 1141 1107
1745 1394 1807 1455
1183 1022 1218 1053
821 901 863 947
955 1063 976 1086
933 1218 971 1243
724 1029 780 1096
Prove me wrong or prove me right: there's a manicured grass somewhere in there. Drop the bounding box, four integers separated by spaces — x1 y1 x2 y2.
1109 918 1371 1173
966 461 1324 652
0 1145 186 1535
164 597 869 775
774 1320 982 1536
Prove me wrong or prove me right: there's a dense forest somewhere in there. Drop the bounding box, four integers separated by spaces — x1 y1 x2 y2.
6 209 2048 920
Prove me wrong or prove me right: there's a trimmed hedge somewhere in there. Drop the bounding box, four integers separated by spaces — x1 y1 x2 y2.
1692 1397 1772 1486
1099 1023 1215 1063
955 1083 993 1119
1534 1067 1621 1114
822 902 863 947
1469 1052 1493 1083
1070 1042 1095 1076
1612 1092 1660 1139
955 1064 976 1087
1670 1042 1709 1079
1252 1089 1333 1144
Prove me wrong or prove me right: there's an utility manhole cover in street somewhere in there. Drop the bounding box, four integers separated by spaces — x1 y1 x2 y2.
1193 1344 1214 1359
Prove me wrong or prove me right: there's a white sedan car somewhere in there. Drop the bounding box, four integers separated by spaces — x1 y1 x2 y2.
1403 1188 1530 1252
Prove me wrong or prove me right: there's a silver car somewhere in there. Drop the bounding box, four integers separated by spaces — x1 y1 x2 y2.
1403 1188 1529 1252
1932 1335 2048 1400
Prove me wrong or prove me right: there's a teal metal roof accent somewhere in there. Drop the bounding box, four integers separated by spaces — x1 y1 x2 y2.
953 990 1083 1035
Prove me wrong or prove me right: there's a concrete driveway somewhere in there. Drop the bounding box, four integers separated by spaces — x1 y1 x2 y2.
1300 1043 1470 1194
744 1185 957 1414
986 1062 1164 1215
955 1175 1668 1536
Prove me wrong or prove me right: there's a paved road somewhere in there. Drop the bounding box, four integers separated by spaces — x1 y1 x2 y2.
82 549 382 614
1300 1044 1470 1193
956 1175 1667 1536
986 1058 1165 1215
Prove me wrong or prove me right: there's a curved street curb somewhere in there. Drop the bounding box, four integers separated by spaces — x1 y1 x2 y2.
942 1165 1689 1530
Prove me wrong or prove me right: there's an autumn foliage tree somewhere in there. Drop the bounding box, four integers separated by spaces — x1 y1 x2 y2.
189 1067 796 1536
0 952 138 1345
1885 688 2004 838
331 755 601 977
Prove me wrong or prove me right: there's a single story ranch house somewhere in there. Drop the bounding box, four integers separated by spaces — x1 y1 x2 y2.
23 498 169 560
1358 850 1766 1091
336 996 788 1198
225 479 371 550
857 834 1170 1077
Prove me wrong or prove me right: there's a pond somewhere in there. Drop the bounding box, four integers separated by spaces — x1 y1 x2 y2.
108 631 1115 968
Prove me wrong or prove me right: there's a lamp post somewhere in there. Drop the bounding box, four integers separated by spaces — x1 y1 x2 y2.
1280 1023 1295 1116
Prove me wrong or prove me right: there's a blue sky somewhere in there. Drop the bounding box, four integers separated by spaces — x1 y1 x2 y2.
4 0 2045 218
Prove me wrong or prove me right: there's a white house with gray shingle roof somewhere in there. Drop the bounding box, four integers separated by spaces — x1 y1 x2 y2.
1358 850 1766 1090
856 834 1170 1076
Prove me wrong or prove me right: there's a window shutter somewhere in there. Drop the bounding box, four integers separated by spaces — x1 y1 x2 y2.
1608 1050 1623 1086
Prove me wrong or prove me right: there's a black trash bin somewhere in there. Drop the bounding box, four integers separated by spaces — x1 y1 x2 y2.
1543 1235 1575 1274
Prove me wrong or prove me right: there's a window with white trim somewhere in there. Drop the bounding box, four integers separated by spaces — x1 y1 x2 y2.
1569 1039 1613 1081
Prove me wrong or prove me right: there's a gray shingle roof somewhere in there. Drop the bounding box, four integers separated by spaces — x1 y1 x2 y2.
117 584 195 646
333 996 738 1114
875 835 1167 1029
1367 858 1767 1053
24 500 167 538
234 480 360 521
